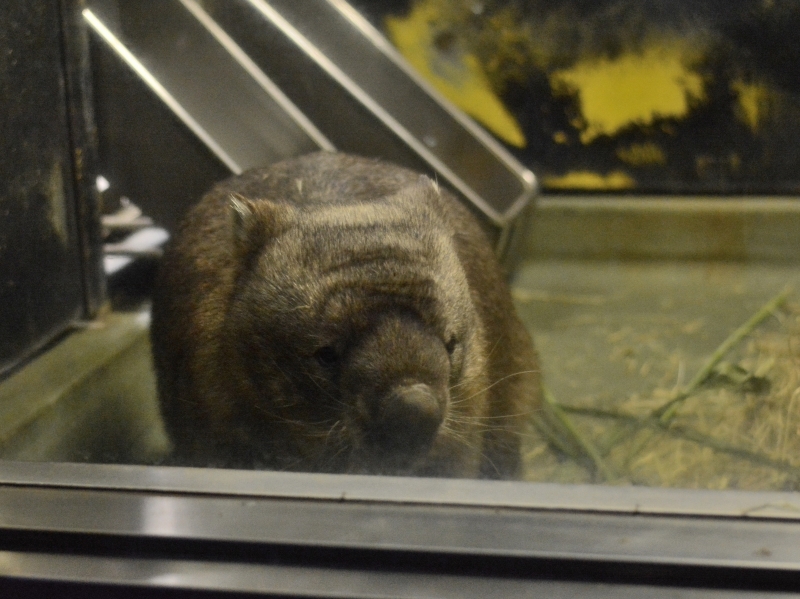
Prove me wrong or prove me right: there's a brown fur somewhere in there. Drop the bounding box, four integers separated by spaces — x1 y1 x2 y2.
150 152 540 478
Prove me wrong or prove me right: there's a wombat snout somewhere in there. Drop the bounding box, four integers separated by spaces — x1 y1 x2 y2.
342 311 452 471
364 382 445 456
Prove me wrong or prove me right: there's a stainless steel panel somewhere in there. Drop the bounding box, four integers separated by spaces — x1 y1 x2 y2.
83 0 332 175
1 482 800 571
2 461 800 521
2 462 800 594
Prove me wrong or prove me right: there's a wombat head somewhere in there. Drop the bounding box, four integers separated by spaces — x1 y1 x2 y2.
222 180 488 475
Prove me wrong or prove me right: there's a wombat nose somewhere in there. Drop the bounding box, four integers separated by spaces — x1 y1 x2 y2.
367 383 444 454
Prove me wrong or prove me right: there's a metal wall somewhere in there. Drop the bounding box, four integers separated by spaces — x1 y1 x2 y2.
0 0 103 376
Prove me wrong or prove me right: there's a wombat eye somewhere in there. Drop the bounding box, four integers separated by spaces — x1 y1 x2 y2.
445 335 458 355
314 345 339 367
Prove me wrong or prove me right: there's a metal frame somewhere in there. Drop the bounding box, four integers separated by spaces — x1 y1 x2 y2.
528 195 800 262
59 0 107 318
1 461 800 596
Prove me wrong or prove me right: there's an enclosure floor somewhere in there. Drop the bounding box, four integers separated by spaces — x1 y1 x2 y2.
511 259 800 488
512 260 798 408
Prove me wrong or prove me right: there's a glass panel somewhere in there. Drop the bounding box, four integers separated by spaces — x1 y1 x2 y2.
2 0 799 498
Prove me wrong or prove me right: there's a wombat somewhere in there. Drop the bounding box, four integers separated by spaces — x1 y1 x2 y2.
150 152 540 478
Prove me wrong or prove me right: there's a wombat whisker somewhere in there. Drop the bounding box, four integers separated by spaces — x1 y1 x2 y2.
302 419 347 433
440 422 507 478
446 407 538 421
301 371 351 410
323 420 345 445
485 336 504 361
444 428 503 476
250 403 279 418
325 443 350 463
277 456 309 472
300 370 336 397
314 441 352 472
447 384 482 402
268 356 294 384
447 375 491 399
277 303 312 314
251 406 322 429
447 380 476 394
445 414 527 428
451 369 541 404
438 423 482 453
175 398 200 406
442 418 515 437
480 452 504 478
448 370 482 390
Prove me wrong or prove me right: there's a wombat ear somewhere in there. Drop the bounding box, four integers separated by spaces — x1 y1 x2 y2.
228 193 287 251
413 174 450 219
417 174 441 195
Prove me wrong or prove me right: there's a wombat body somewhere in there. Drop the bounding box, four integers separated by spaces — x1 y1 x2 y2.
150 152 540 478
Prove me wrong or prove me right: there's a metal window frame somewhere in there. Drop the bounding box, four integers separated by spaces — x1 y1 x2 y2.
1 461 800 596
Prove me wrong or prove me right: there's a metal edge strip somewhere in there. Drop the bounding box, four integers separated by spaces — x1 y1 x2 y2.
538 196 800 213
82 8 243 174
0 461 799 521
2 480 800 573
178 0 335 153
2 550 796 596
0 551 630 599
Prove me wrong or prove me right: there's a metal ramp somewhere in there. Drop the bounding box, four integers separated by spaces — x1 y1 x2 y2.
83 0 536 259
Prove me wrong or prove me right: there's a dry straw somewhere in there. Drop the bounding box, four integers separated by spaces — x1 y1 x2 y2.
524 287 800 491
